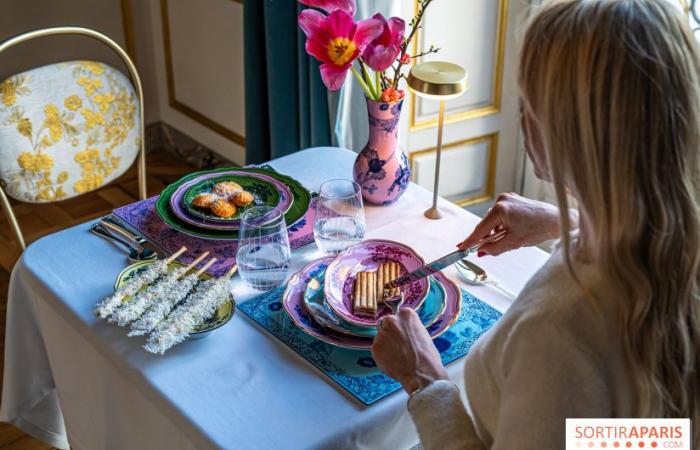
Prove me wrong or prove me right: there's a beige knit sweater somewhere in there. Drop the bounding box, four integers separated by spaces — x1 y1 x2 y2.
408 245 634 449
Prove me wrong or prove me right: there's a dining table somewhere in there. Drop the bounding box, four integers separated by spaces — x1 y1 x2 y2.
0 146 550 450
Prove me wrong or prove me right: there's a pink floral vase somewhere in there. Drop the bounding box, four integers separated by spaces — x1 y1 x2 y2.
352 97 410 205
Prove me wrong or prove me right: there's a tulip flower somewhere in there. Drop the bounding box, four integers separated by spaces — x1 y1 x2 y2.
361 14 405 72
299 9 382 90
299 0 356 15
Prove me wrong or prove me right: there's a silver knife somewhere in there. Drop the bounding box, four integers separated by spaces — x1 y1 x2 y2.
385 230 506 290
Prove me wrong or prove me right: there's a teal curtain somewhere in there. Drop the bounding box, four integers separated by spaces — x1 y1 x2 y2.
244 1 332 164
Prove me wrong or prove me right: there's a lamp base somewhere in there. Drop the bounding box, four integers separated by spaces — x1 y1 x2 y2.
424 206 443 220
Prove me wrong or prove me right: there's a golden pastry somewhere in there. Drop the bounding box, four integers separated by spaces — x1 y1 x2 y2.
377 264 385 304
389 262 401 297
378 261 401 299
353 271 378 317
210 199 237 218
230 190 254 207
212 181 243 196
191 193 216 209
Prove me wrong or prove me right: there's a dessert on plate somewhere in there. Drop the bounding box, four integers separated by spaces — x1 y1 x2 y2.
190 181 255 218
353 261 402 317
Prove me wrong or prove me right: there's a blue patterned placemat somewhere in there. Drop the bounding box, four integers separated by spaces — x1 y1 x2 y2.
238 287 502 405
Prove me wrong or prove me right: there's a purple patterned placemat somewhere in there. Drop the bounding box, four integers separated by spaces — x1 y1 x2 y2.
112 197 315 277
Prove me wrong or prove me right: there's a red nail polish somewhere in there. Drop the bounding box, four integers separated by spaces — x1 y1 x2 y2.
477 251 485 257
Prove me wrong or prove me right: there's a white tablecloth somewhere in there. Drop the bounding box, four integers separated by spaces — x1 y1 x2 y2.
1 147 550 450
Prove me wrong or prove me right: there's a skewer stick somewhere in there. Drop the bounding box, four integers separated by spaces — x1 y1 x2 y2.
165 246 187 264
178 251 210 278
195 258 218 277
225 264 238 278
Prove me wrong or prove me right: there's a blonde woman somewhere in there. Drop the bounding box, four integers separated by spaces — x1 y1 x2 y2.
371 0 700 448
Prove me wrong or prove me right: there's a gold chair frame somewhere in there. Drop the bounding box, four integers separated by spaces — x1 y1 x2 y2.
0 26 147 251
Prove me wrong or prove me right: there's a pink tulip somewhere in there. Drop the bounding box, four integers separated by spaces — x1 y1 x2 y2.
361 14 405 72
299 0 356 15
299 9 382 90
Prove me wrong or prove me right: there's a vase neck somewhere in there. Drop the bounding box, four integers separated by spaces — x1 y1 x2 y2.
366 98 403 151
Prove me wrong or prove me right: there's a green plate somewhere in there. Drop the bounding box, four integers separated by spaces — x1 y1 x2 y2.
183 174 282 222
114 260 234 338
155 167 312 240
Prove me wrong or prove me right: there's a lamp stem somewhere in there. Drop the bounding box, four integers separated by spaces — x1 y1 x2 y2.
425 100 446 220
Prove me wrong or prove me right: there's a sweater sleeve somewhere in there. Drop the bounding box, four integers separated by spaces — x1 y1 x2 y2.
490 319 611 450
408 380 487 450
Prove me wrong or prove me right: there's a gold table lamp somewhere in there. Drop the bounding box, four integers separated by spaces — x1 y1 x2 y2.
408 61 468 220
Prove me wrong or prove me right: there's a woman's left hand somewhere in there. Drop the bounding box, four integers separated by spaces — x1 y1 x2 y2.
371 308 449 393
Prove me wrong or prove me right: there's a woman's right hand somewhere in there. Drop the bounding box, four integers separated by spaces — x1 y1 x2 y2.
457 192 577 256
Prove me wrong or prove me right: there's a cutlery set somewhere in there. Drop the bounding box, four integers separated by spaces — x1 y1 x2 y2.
90 215 161 262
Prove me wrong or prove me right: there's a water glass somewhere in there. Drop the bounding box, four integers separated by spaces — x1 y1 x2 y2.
237 206 291 291
313 179 366 255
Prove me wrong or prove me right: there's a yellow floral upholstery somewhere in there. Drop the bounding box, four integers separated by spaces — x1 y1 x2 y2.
0 61 140 202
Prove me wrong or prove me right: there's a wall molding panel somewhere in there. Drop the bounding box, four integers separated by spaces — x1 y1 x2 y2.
409 0 508 131
160 0 246 147
409 132 499 207
120 0 137 60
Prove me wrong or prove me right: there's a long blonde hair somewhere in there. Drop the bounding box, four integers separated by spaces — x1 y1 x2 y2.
519 0 700 431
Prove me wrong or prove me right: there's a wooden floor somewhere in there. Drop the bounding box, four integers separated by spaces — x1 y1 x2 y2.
0 150 195 449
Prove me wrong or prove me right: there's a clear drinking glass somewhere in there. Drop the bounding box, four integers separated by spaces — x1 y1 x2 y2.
313 179 366 255
236 206 291 291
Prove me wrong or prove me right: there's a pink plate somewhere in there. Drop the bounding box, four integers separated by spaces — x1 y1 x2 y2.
283 258 461 349
323 239 430 328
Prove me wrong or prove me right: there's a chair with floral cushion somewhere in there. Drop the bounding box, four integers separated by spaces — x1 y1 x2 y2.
0 26 146 250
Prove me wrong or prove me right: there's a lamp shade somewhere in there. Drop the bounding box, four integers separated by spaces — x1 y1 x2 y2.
407 61 468 100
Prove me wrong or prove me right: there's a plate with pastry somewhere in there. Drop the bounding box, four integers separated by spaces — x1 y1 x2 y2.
323 240 430 328
168 169 295 231
169 172 292 230
183 175 282 222
302 258 447 338
156 167 311 239
283 257 460 349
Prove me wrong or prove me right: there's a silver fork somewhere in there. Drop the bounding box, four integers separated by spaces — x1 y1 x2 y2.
383 292 405 315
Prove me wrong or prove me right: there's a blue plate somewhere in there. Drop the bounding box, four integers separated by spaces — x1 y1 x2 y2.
303 267 446 338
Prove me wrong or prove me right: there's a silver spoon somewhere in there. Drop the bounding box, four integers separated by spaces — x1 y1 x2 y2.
100 217 160 258
89 223 157 263
102 216 152 248
457 259 517 300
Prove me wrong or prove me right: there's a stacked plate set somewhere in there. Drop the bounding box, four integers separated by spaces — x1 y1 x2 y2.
154 167 312 240
282 240 462 349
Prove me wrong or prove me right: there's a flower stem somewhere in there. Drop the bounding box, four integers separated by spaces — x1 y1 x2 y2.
351 66 375 99
376 71 382 96
360 61 377 100
393 0 436 88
